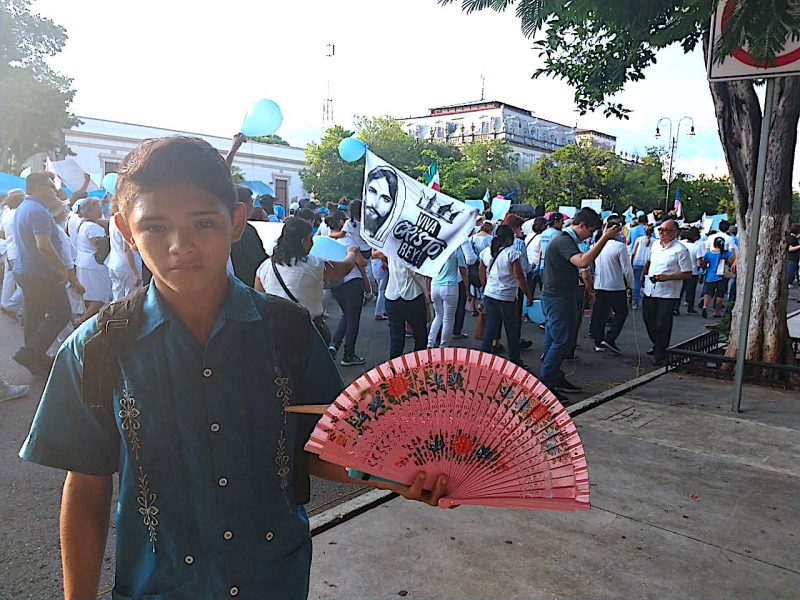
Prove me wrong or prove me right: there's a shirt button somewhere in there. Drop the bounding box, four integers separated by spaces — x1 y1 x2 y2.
230 587 239 596
218 477 228 487
223 530 233 540
210 423 220 432
265 531 274 541
203 368 213 378
184 555 194 565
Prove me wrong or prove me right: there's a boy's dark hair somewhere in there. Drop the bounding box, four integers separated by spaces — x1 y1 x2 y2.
257 194 276 213
326 209 347 231
718 220 730 232
572 208 602 230
638 214 648 224
236 185 254 207
115 136 237 216
296 208 315 224
484 210 494 221
349 199 362 223
25 172 53 195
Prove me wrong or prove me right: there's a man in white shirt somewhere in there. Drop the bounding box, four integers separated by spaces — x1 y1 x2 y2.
590 218 634 354
641 220 693 366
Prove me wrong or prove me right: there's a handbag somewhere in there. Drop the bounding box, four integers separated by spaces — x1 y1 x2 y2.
271 260 332 345
79 221 111 265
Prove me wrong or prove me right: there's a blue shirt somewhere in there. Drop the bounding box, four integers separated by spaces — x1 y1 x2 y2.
432 247 466 286
627 224 645 253
704 250 732 283
20 276 344 599
512 237 531 274
539 227 559 269
12 196 63 278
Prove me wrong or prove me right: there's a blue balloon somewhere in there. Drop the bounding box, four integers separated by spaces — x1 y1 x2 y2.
102 173 118 195
309 236 347 261
338 137 366 162
636 210 645 217
241 99 283 137
523 300 545 325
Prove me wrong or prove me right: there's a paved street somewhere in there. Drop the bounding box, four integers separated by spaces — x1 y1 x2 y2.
2 288 797 598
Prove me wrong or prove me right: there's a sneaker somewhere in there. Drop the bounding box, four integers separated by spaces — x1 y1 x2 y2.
12 349 49 378
328 345 338 357
374 315 388 321
601 340 622 354
341 354 366 366
594 345 606 353
0 381 29 402
646 347 655 356
538 324 545 331
452 333 469 339
555 379 582 394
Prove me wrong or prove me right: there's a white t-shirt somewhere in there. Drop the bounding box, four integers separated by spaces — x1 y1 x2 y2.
525 231 542 269
681 240 703 275
343 220 370 252
643 239 693 299
385 255 426 301
256 255 326 318
480 246 522 302
631 236 653 268
75 221 107 271
707 231 735 254
107 218 142 276
315 221 331 237
334 234 362 283
0 207 17 260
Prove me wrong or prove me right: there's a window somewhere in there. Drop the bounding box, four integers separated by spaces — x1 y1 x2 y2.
481 121 489 134
103 161 121 176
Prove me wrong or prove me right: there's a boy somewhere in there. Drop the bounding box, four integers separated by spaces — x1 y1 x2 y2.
20 136 447 600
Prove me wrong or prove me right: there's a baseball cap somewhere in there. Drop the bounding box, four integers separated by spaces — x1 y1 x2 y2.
290 201 300 212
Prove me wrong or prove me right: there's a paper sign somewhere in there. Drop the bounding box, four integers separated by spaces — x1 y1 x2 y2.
52 158 101 192
465 200 485 212
490 198 511 221
559 206 577 218
581 199 602 213
361 151 479 277
249 221 284 256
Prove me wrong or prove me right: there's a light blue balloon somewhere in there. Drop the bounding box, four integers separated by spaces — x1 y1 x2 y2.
338 137 366 162
309 236 347 261
524 300 545 325
636 210 645 217
102 173 118 195
241 99 283 137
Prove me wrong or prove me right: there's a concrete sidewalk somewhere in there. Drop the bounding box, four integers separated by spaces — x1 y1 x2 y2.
309 374 799 599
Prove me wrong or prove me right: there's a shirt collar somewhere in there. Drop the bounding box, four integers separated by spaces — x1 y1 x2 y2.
136 274 261 341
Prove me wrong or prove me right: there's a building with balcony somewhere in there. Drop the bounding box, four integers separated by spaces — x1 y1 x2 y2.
398 100 616 171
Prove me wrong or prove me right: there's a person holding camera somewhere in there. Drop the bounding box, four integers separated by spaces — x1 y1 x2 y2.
641 220 693 366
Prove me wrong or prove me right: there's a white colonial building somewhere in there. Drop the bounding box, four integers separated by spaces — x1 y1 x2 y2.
398 100 616 170
51 117 307 208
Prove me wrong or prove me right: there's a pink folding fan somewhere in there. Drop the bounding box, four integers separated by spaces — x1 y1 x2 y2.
299 349 590 511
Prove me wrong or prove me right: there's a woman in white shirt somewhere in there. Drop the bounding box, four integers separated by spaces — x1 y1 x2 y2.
479 224 532 368
107 197 143 301
75 199 112 324
630 225 654 310
0 190 25 318
254 216 360 348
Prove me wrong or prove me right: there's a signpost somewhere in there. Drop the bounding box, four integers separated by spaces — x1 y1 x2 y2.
706 1 793 412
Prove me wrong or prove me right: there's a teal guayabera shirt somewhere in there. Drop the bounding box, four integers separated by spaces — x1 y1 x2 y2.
20 275 344 599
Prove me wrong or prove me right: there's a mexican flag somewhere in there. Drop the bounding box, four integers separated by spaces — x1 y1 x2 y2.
424 160 440 191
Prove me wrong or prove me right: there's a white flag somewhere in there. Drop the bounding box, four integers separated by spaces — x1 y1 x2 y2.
361 151 479 277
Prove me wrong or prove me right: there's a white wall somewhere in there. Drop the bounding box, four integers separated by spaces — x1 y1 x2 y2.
63 117 308 203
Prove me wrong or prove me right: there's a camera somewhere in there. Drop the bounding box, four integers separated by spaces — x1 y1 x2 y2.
649 275 658 284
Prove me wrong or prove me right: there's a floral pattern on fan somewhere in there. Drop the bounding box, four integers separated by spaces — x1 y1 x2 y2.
305 348 590 511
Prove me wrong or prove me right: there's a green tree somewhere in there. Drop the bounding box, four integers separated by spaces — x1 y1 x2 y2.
441 0 800 363
677 173 734 222
230 165 245 184
299 126 363 204
248 134 290 146
0 0 78 173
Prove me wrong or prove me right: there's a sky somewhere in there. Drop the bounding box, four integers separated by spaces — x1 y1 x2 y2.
30 0 796 180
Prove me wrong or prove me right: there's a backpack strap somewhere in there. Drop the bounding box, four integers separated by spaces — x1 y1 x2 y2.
81 286 149 410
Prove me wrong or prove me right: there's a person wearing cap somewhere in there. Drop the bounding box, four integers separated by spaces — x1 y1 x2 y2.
289 201 300 216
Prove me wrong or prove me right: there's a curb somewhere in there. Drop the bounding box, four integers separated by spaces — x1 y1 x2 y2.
310 366 668 534
310 489 396 536
566 366 668 418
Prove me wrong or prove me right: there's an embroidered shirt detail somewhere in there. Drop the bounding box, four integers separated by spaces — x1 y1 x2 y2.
137 466 160 553
276 431 290 490
274 366 292 422
119 386 142 461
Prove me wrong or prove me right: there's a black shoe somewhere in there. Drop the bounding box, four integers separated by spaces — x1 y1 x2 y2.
687 308 698 314
701 307 707 318
511 359 529 370
673 310 680 316
538 324 545 331
519 339 533 349
594 345 606 353
492 343 505 354
555 379 582 394
340 354 366 366
12 349 49 378
601 340 622 354
552 389 573 405
646 347 654 356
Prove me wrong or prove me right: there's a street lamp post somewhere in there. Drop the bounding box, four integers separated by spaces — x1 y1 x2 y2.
655 116 695 215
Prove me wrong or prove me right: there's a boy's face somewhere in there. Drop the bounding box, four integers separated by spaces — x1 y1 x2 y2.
116 183 246 296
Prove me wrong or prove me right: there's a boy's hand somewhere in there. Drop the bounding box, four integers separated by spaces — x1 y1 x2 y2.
602 224 622 241
376 471 450 507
